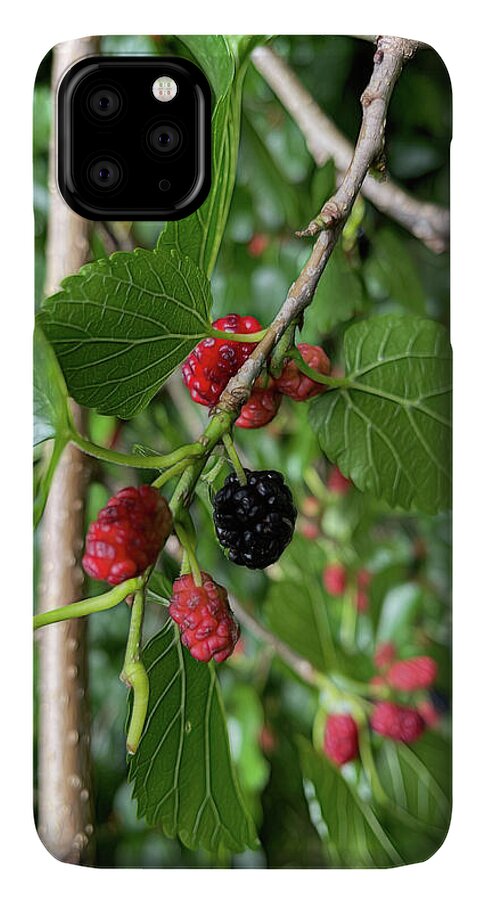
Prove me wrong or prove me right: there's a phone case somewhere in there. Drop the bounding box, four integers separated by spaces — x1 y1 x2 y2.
33 34 451 868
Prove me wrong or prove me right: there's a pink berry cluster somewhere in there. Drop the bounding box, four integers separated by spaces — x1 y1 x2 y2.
182 313 331 429
323 643 440 766
372 641 438 691
371 641 441 730
322 563 372 613
169 571 240 663
82 486 172 586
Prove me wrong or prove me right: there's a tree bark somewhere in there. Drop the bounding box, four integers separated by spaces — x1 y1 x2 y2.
37 36 96 864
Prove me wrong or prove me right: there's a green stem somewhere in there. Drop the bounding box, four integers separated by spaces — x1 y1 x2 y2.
358 723 389 805
329 671 389 701
201 453 226 485
33 576 144 630
270 322 297 378
169 461 205 518
151 457 194 489
340 586 358 651
312 706 327 750
34 436 68 529
168 408 233 520
71 431 204 471
175 522 202 586
222 433 247 484
289 349 345 388
303 467 328 503
209 327 268 343
120 589 149 755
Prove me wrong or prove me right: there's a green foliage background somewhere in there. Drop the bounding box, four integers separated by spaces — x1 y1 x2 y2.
34 35 451 868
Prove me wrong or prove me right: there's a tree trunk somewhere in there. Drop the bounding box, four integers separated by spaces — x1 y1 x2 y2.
37 36 97 865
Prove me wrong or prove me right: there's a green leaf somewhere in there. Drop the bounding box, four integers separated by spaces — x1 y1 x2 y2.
364 227 426 314
33 325 72 525
128 621 258 854
376 732 451 836
276 533 327 581
298 739 404 867
226 682 270 797
305 244 364 335
372 732 451 862
376 582 423 644
158 35 258 276
309 315 451 514
266 569 339 674
33 323 72 445
367 563 408 635
227 35 269 67
179 35 236 97
39 249 212 418
240 113 306 230
145 570 173 605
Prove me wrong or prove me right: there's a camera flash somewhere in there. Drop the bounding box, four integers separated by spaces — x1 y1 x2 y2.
152 76 178 103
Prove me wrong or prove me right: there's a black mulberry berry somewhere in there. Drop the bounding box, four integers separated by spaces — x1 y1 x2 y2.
213 469 297 569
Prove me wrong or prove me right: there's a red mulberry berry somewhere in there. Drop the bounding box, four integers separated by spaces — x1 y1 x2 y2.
247 233 269 257
370 701 425 743
356 589 369 613
374 641 396 671
260 725 277 754
398 707 427 743
82 486 172 585
182 314 262 406
274 343 331 401
327 466 352 494
354 569 372 612
323 563 347 597
387 656 438 692
235 378 282 429
301 522 320 540
357 568 372 589
324 714 359 765
417 699 441 728
169 572 240 663
302 496 320 517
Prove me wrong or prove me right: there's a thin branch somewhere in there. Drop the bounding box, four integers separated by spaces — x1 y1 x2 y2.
251 43 449 253
217 36 421 413
229 595 320 687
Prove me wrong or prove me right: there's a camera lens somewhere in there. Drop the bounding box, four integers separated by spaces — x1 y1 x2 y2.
88 158 122 191
147 122 182 156
88 87 122 119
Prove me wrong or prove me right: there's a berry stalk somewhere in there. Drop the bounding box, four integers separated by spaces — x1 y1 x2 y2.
175 521 203 586
222 433 247 485
151 457 196 490
167 408 233 521
269 321 297 378
33 575 144 630
288 348 342 389
70 431 205 471
209 327 268 343
356 723 390 804
120 588 149 755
